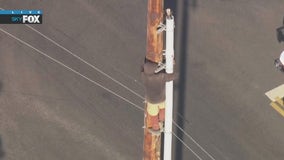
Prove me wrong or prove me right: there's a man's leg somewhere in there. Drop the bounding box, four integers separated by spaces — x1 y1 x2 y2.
158 101 166 122
147 102 160 130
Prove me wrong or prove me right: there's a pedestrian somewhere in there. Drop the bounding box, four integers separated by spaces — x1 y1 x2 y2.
276 26 284 43
275 50 284 72
276 16 284 43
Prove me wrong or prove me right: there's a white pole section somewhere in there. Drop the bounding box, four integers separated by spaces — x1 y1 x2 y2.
164 8 174 160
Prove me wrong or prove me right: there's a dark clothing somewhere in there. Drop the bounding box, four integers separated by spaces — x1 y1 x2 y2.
277 26 284 43
275 58 284 72
141 60 175 104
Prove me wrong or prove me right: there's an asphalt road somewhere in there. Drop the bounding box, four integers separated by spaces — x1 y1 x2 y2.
0 0 284 160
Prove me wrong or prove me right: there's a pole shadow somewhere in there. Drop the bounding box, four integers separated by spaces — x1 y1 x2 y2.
0 81 3 96
0 136 5 159
173 0 197 159
175 1 189 159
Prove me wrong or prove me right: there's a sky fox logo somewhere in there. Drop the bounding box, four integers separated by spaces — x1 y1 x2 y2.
11 15 42 24
22 15 41 23
0 10 42 24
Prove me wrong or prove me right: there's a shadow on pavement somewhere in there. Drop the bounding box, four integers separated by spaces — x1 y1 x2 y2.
174 0 197 159
0 81 3 95
0 136 5 159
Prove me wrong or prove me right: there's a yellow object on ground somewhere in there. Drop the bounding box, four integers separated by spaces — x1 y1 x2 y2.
147 101 165 116
270 101 284 117
265 85 284 117
275 97 284 106
265 84 284 101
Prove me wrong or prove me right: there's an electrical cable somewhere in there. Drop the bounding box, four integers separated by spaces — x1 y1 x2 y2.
0 23 215 160
0 27 144 113
172 132 203 160
25 24 145 100
21 25 196 140
173 121 216 160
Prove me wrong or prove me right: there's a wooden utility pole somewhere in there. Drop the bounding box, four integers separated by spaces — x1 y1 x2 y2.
145 0 164 63
143 0 164 160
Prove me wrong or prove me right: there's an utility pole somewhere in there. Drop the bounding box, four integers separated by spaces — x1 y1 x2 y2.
143 0 164 160
145 0 164 63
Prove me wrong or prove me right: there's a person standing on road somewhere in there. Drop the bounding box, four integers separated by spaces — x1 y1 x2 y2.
141 58 175 134
275 50 284 72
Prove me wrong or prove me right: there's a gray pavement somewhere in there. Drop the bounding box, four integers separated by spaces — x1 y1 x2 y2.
0 0 284 160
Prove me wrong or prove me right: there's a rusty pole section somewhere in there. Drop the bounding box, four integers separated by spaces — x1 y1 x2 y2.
145 0 164 63
143 0 164 160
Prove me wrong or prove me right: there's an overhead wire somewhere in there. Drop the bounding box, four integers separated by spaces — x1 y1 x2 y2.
30 25 212 158
0 27 199 158
21 24 189 123
27 24 215 159
0 27 144 113
0 19 215 159
173 132 203 160
173 121 216 160
21 24 193 129
0 6 144 100
25 24 145 100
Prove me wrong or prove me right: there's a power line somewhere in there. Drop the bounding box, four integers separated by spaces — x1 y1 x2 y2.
0 4 143 99
0 23 215 159
0 27 198 158
25 24 145 100
173 121 216 160
19 25 214 159
173 132 203 160
0 27 144 112
21 24 193 135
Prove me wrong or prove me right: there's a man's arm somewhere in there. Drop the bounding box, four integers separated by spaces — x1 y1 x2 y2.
141 65 145 83
164 72 176 82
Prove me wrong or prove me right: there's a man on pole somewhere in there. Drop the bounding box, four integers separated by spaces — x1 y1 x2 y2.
141 58 175 134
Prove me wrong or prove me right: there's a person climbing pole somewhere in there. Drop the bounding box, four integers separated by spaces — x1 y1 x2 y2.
141 58 175 134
